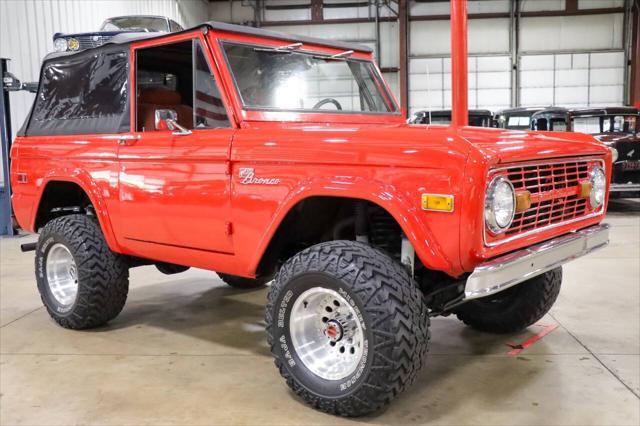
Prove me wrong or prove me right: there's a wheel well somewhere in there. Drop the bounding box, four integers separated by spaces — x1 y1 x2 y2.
34 181 93 230
256 196 407 278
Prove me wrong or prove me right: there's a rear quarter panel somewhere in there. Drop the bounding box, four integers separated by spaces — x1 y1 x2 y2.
10 134 121 251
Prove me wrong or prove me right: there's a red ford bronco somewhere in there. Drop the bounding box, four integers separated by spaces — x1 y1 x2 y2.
11 3 611 417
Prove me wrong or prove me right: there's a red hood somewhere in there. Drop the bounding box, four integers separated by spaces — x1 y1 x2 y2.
453 126 609 164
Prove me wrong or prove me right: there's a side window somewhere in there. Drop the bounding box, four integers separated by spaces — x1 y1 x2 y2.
135 38 229 132
194 41 230 128
534 118 548 131
170 20 183 32
27 48 129 136
549 118 567 132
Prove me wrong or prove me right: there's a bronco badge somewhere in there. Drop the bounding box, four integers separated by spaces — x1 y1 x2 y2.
238 168 280 185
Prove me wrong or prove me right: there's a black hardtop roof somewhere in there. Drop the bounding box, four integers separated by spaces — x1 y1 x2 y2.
532 106 639 119
495 106 547 115
532 107 569 118
44 20 372 62
569 106 639 116
415 109 493 117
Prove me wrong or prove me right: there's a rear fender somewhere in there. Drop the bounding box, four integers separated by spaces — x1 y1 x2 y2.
33 172 120 252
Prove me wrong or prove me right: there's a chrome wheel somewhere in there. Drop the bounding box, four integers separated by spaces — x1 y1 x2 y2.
289 287 365 381
46 243 78 307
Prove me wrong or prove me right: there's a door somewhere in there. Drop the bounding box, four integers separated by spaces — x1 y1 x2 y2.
118 37 235 255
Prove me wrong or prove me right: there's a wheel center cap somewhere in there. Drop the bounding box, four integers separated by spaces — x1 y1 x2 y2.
324 319 343 342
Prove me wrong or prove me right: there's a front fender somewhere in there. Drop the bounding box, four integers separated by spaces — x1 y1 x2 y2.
243 171 464 277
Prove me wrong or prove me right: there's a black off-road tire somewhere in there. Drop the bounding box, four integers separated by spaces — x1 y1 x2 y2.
35 214 129 329
265 240 430 417
455 267 562 334
218 273 267 289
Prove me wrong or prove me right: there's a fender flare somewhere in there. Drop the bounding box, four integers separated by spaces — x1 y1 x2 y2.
32 172 121 252
247 175 459 276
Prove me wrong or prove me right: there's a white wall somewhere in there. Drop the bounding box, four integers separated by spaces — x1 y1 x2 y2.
0 0 209 138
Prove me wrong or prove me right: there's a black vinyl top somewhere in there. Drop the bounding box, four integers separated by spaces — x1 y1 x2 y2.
44 20 372 61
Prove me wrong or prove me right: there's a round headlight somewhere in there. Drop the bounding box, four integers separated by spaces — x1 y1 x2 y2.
485 176 516 234
67 38 80 51
54 38 68 52
589 166 606 208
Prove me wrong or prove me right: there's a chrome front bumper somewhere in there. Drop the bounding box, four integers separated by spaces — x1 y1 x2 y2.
465 224 610 300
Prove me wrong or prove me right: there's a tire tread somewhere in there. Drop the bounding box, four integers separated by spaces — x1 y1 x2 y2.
37 214 128 329
265 240 430 417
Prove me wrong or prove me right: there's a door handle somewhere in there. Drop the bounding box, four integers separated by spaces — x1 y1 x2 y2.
118 137 137 146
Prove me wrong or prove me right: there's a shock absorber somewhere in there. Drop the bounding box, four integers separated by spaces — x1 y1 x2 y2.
355 201 369 243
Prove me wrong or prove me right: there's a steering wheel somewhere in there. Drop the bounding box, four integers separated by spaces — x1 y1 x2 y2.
313 98 343 111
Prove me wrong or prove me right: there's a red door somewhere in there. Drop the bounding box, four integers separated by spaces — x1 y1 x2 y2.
118 36 235 258
118 129 234 254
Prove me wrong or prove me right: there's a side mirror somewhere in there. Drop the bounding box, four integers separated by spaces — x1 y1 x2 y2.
155 108 177 130
154 109 192 135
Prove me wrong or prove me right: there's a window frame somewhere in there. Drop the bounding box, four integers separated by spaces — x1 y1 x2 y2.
219 40 399 116
129 30 237 133
204 29 403 125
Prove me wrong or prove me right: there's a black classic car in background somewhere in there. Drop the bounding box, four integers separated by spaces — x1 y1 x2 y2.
494 106 545 130
531 107 640 195
408 109 494 127
53 15 183 52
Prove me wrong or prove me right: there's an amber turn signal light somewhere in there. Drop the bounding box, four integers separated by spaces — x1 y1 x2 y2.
515 191 531 213
421 194 454 212
579 181 592 199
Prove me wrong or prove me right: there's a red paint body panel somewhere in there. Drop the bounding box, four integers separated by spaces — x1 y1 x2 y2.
10 25 611 280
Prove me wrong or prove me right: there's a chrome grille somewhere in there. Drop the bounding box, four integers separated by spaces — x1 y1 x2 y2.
486 157 604 246
75 35 113 50
506 161 589 193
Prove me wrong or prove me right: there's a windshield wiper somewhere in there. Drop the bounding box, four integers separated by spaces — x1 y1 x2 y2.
312 50 355 61
330 50 354 59
253 42 303 54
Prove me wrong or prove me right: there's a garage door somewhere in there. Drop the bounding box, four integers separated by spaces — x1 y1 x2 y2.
408 55 511 116
519 51 625 107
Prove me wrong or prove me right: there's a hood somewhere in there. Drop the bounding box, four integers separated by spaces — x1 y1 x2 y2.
592 132 639 146
453 126 609 164
244 121 610 170
53 29 151 38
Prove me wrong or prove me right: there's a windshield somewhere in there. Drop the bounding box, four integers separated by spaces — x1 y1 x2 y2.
101 17 168 32
222 43 397 114
505 115 531 130
573 115 638 134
